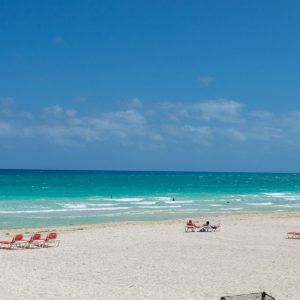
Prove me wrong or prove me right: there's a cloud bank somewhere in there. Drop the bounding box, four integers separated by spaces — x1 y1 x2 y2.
0 98 300 149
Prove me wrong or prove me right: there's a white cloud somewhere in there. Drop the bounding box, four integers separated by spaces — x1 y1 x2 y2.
197 75 214 86
158 100 243 123
0 97 15 106
53 36 65 44
248 126 285 141
43 105 63 115
165 125 213 145
0 122 14 136
40 125 101 145
30 109 150 145
20 111 34 120
43 105 77 118
65 109 77 118
0 108 12 117
248 111 274 119
128 98 144 109
2 98 300 150
193 100 243 123
104 110 146 126
224 128 247 141
181 125 213 145
74 96 88 103
150 133 164 142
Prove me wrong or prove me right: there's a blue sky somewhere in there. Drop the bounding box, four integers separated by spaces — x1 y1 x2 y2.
1 0 300 171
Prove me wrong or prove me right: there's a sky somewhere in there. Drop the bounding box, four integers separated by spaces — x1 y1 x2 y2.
1 0 300 172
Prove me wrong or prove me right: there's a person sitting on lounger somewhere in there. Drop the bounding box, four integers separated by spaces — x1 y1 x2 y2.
186 219 200 228
187 219 194 226
200 221 220 231
185 219 198 232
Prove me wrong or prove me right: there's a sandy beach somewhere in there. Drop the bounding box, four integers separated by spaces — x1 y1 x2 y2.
1 212 300 299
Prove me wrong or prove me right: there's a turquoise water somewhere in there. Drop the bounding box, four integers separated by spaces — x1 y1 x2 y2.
1 170 300 229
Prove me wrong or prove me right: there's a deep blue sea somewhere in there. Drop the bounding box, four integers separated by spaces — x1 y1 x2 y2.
1 170 300 229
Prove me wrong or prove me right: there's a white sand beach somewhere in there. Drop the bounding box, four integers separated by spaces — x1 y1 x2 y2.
1 213 300 300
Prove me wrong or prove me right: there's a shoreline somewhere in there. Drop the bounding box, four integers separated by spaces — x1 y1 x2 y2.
2 210 300 235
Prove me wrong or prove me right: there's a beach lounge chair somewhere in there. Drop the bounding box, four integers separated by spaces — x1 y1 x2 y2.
42 232 60 247
24 233 46 248
185 220 198 232
287 232 300 239
198 225 214 232
185 224 196 232
220 291 275 299
198 223 221 232
0 234 28 249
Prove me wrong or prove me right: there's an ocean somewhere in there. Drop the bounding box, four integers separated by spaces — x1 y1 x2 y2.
1 170 300 229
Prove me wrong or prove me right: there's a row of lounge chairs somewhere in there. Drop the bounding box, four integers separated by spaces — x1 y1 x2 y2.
185 220 221 232
287 231 300 239
186 220 299 238
0 232 60 249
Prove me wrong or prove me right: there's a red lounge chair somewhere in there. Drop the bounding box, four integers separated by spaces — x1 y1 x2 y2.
23 233 45 248
0 234 27 249
42 232 60 247
287 232 300 239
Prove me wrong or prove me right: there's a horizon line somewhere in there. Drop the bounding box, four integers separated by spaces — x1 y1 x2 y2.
0 168 299 174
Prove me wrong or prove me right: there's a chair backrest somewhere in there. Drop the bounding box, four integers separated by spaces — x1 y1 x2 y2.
13 234 23 242
47 232 57 240
32 233 41 241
